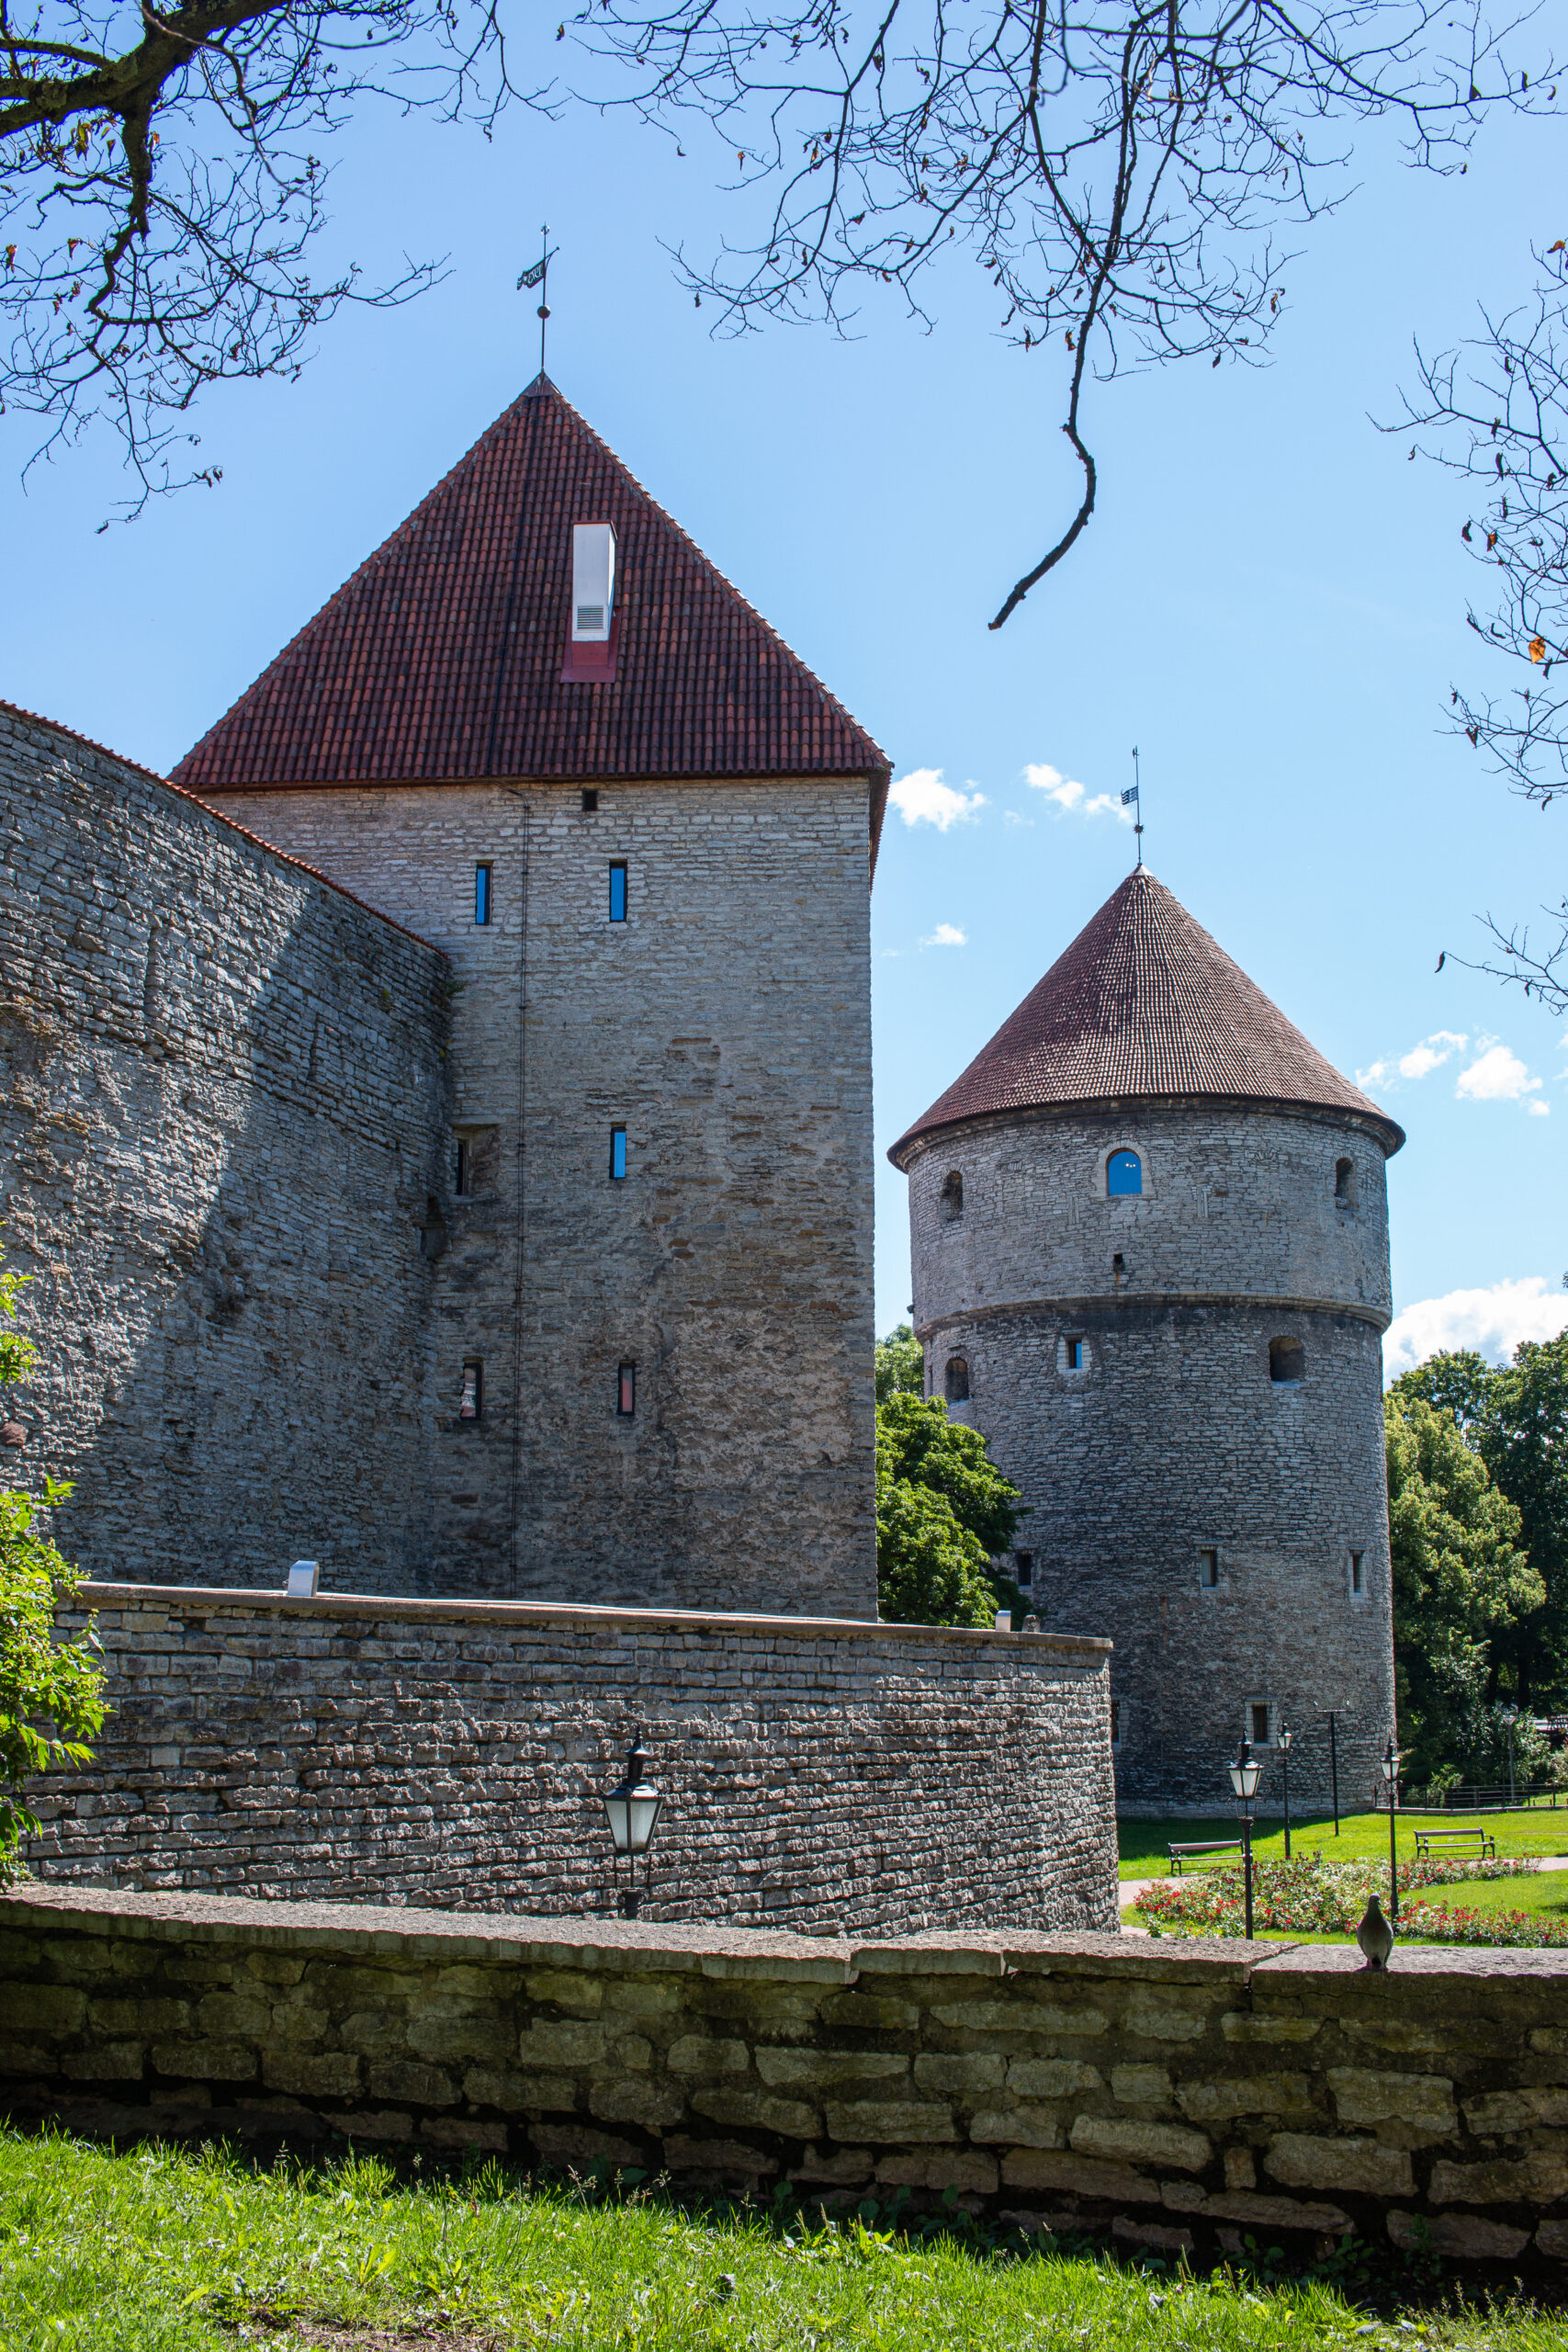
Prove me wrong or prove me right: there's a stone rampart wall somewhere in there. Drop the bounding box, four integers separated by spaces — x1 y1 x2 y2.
4 1884 1567 2269
29 1586 1116 1937
0 706 451 1592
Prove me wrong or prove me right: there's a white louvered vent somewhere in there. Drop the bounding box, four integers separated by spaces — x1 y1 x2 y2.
571 522 616 641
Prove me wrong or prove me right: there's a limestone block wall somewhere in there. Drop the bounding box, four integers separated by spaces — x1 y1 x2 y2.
6 1884 1568 2269
201 776 877 1618
28 1586 1117 1936
902 1107 1397 1817
0 707 450 1591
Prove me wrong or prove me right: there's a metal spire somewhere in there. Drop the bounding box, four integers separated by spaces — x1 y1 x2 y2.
516 226 557 377
1122 747 1144 867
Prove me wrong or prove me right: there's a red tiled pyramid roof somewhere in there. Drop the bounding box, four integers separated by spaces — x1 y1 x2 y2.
172 376 890 832
891 868 1404 1160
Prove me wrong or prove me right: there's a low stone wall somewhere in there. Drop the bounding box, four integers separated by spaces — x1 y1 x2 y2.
30 1585 1116 1937
5 1885 1568 2267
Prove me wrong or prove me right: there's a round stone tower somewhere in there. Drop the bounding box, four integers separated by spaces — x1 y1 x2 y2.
889 869 1404 1815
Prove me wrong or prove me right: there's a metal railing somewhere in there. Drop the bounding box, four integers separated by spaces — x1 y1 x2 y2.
1398 1780 1563 1813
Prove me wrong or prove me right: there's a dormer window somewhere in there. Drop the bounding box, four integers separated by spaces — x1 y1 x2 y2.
562 523 620 683
1107 1149 1142 1197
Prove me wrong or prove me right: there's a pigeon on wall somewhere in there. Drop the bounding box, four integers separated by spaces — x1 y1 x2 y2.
1356 1893 1395 1971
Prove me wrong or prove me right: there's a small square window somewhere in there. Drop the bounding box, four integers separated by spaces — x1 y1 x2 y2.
1014 1550 1033 1588
1249 1701 1272 1746
610 1126 627 1181
1065 1336 1086 1371
475 864 492 926
608 863 628 922
1349 1550 1366 1597
1201 1548 1220 1589
459 1361 482 1422
616 1361 637 1417
582 788 599 812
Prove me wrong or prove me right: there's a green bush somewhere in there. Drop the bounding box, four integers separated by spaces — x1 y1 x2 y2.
874 1383 1025 1629
0 1252 107 1883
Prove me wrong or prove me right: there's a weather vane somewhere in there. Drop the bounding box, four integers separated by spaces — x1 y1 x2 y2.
1122 747 1144 867
517 226 558 378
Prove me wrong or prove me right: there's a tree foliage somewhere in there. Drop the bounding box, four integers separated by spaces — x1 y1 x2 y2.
874 1319 923 1405
875 1383 1024 1628
1392 1335 1568 1706
0 1254 107 1883
1385 1390 1540 1781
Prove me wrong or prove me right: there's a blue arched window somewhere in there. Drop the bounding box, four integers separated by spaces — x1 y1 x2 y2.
1107 1149 1143 1197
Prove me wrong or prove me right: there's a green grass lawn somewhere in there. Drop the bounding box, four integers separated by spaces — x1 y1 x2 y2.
2 2129 1566 2351
1118 1811 1568 1881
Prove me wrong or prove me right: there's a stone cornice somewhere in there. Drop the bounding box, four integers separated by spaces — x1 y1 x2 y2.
915 1291 1392 1340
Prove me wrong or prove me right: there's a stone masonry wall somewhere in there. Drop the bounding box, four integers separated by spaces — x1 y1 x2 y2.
0 707 451 1591
6 1884 1568 2271
29 1586 1117 1937
902 1106 1397 1816
202 776 877 1618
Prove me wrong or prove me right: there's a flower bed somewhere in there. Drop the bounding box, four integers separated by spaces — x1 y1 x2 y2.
1133 1853 1541 1939
1396 1897 1568 1947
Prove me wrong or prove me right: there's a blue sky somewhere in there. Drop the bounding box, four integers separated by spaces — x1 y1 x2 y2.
5 64 1565 1372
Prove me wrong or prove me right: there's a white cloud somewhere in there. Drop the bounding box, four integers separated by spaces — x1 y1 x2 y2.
1398 1031 1469 1080
1024 763 1134 825
889 767 987 831
1002 809 1034 830
1384 1276 1568 1380
920 922 967 949
1455 1041 1544 1105
1357 1029 1546 1112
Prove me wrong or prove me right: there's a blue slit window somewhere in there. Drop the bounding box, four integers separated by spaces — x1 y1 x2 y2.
1107 1148 1142 1196
610 1126 627 1181
608 863 628 922
617 1362 637 1417
475 864 492 926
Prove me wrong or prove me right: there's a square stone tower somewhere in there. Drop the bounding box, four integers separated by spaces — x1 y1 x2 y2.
175 377 887 1617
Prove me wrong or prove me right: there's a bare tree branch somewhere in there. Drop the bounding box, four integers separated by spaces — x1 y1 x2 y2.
570 0 1558 622
1394 241 1568 1009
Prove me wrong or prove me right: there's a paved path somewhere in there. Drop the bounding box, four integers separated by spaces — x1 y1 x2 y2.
1118 1854 1568 1906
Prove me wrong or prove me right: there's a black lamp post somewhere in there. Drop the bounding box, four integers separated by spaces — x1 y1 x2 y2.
600 1734 664 1917
1504 1709 1518 1809
1382 1736 1401 1925
1278 1722 1293 1861
1228 1737 1262 1939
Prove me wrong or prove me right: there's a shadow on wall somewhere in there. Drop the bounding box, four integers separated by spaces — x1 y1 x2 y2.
0 707 451 1591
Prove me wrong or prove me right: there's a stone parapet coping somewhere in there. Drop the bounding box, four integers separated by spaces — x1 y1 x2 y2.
8 1883 1568 1984
71 1584 1111 1654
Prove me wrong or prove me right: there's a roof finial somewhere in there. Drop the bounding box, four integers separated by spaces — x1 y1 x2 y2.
1121 747 1144 868
516 226 557 378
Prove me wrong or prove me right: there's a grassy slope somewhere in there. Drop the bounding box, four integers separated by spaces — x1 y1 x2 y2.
0 2131 1563 2351
1118 1813 1568 1881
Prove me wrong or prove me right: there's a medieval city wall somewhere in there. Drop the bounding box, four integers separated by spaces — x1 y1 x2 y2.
8 1883 1568 2269
901 1105 1396 1815
28 1585 1117 1937
201 776 878 1618
0 707 451 1592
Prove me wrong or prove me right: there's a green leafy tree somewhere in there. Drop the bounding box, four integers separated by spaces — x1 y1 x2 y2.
875 1385 1026 1629
0 1256 107 1885
1393 1335 1568 1706
874 1322 924 1407
1386 1393 1541 1781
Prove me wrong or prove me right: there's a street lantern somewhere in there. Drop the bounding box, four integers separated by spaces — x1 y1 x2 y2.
1278 1722 1294 1861
601 1735 663 1917
1227 1737 1261 1939
1382 1736 1401 1925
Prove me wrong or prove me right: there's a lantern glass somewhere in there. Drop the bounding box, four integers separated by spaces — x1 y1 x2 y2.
601 1743 663 1857
1382 1742 1399 1783
1228 1747 1261 1801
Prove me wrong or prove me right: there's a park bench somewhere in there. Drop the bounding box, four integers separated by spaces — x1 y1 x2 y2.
1413 1826 1496 1860
1168 1839 1244 1875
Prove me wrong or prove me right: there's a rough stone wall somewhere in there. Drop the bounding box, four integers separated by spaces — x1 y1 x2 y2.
904 1106 1397 1815
6 1885 1568 2270
202 777 877 1619
29 1585 1117 1936
0 707 450 1591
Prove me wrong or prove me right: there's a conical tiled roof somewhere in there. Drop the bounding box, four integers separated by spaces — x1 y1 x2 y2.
172 377 889 833
891 868 1403 1160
